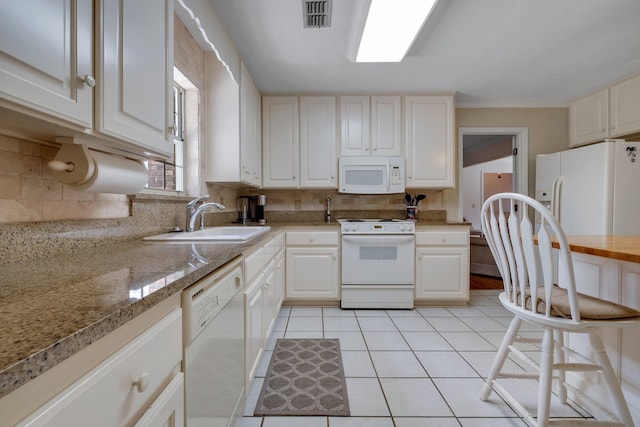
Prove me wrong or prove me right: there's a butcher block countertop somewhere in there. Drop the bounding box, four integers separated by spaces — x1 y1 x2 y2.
560 235 640 264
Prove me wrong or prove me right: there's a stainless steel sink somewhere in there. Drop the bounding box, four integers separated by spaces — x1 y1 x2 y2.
143 226 271 242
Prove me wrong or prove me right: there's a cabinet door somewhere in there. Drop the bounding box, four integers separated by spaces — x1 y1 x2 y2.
371 96 402 156
134 373 184 427
286 247 339 300
263 263 277 340
340 96 370 155
240 63 262 187
19 310 182 427
300 96 337 188
610 73 640 138
415 247 469 300
263 97 299 188
0 1 93 127
96 0 173 157
569 89 609 147
405 96 455 188
275 249 285 310
244 274 265 385
564 252 620 392
619 261 640 416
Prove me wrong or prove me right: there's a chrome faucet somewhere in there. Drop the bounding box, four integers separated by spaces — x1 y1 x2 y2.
186 195 209 231
187 202 225 232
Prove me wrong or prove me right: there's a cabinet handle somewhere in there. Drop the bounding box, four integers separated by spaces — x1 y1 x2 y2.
235 276 241 289
83 74 96 88
132 373 150 393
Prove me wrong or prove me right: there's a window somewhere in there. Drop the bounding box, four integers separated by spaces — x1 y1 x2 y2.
146 82 186 191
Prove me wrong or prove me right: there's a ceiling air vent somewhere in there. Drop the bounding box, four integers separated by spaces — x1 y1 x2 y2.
302 0 332 28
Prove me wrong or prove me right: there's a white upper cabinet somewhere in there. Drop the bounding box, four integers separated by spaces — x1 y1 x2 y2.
96 0 173 157
240 63 262 187
262 97 299 188
0 1 93 127
340 96 370 155
340 95 401 156
570 73 640 147
404 95 455 188
610 73 640 138
569 88 609 147
207 60 261 187
299 96 337 188
371 96 402 155
0 0 174 158
263 96 337 189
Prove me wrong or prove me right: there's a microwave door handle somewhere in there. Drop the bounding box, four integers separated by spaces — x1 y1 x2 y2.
386 160 391 192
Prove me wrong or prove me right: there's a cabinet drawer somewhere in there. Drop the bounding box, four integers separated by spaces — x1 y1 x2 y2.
264 237 276 260
275 232 285 253
21 309 182 427
286 231 339 246
244 246 265 283
416 231 468 246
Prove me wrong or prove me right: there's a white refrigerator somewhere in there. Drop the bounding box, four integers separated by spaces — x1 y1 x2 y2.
535 140 640 235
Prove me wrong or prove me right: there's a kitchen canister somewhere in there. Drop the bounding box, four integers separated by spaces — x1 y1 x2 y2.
405 206 417 221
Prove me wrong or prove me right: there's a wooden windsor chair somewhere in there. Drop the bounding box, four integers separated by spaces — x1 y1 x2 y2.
480 192 640 427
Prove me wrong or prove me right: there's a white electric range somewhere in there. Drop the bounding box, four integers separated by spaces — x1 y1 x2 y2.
338 219 415 309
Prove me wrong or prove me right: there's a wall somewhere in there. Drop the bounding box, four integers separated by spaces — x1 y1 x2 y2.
240 188 444 216
444 107 569 220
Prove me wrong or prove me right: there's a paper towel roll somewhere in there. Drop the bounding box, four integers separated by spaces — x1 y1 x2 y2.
75 150 148 194
50 144 148 194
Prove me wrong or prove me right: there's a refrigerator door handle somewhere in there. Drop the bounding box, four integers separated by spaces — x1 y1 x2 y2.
553 176 564 220
550 176 558 217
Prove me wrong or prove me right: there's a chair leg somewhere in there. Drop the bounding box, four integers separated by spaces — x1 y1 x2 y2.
553 330 567 404
537 328 554 427
481 316 521 401
588 331 634 427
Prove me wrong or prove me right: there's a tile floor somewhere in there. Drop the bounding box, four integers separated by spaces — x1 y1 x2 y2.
239 290 594 427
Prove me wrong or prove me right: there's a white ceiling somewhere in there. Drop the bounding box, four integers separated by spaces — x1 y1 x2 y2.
208 0 640 107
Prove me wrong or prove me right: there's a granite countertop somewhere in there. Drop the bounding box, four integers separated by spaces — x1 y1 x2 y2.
0 233 273 399
0 218 464 399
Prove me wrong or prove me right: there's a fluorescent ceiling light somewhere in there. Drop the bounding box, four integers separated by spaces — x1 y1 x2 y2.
355 0 438 62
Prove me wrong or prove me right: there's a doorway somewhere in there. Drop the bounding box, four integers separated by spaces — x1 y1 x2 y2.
458 127 528 285
457 127 528 229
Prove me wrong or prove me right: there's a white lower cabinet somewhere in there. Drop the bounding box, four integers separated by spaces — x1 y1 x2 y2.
18 309 183 427
245 270 266 388
567 253 640 424
134 373 184 427
243 232 284 390
275 233 286 309
415 226 470 303
285 230 340 301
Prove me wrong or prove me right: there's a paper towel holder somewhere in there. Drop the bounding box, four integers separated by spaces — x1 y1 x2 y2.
48 141 148 194
48 143 97 186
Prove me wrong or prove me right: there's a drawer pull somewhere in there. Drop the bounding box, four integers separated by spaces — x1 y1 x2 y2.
132 373 150 393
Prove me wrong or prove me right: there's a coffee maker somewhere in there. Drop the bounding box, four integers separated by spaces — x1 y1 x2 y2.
255 194 266 225
237 195 267 224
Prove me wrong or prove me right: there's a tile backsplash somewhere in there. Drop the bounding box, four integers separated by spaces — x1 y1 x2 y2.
0 135 129 223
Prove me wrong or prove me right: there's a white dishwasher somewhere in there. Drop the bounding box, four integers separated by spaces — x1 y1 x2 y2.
182 257 245 427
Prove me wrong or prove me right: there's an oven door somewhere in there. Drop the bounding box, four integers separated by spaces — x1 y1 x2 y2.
341 235 414 285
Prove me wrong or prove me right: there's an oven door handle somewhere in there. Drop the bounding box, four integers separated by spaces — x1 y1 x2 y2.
342 235 414 245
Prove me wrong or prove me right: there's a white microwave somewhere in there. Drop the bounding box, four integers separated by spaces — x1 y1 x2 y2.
338 156 405 194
